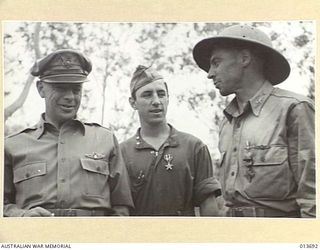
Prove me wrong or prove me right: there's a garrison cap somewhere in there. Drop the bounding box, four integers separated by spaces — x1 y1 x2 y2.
130 65 164 96
193 25 291 85
30 49 92 83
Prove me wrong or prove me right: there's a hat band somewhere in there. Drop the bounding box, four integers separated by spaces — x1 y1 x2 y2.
40 74 89 83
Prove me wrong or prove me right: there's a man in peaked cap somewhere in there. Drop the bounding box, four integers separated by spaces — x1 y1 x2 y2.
120 65 221 216
193 25 315 217
4 49 133 217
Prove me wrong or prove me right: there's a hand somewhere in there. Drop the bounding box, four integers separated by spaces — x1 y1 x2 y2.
113 206 130 216
22 207 54 217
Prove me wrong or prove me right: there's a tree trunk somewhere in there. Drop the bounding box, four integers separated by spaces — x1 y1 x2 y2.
4 22 42 121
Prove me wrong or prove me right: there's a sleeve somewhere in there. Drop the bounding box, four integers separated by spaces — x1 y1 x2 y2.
287 101 315 218
108 134 134 209
193 144 221 206
3 142 26 217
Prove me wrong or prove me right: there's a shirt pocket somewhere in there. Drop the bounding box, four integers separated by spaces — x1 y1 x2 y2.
80 158 109 197
13 161 47 206
243 145 291 200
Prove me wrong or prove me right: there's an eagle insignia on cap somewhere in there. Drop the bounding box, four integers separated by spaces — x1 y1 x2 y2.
59 55 72 69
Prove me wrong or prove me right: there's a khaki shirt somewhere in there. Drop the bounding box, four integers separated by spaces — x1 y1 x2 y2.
4 115 134 216
218 81 315 217
120 125 221 216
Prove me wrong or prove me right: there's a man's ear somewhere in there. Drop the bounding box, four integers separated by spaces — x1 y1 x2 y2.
239 49 251 67
36 81 45 98
129 97 137 110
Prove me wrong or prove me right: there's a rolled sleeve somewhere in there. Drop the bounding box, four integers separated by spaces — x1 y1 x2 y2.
193 145 221 205
287 101 315 217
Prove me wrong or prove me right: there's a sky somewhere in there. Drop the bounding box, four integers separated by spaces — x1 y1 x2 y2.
3 21 315 159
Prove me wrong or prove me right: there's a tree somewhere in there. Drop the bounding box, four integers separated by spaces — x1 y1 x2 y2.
4 21 315 148
4 22 41 121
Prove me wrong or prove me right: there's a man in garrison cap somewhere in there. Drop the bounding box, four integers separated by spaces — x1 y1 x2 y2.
193 25 315 217
120 65 221 216
4 49 133 217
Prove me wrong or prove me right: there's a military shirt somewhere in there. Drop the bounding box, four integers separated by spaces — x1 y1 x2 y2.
218 81 315 217
120 125 221 216
4 114 134 216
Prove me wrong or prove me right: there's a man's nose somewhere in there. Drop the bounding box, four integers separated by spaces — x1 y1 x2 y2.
63 89 75 99
151 94 161 105
207 65 216 80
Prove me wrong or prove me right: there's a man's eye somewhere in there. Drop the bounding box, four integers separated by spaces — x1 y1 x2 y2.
212 61 219 67
142 93 152 98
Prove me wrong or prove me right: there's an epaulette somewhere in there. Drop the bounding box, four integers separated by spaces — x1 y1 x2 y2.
84 122 112 132
6 125 38 139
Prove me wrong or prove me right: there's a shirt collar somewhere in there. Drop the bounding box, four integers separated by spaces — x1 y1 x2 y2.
223 81 274 122
35 113 86 139
134 124 179 149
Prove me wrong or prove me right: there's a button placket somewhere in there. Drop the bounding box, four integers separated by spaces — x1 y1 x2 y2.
57 130 70 205
227 117 241 192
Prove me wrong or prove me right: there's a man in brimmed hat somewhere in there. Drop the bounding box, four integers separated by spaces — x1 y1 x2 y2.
4 49 133 217
193 25 315 217
120 65 221 216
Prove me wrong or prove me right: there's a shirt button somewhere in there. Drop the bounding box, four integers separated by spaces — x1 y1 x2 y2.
96 166 101 171
233 147 237 152
61 179 65 183
61 158 66 162
25 173 30 178
231 171 235 176
60 141 65 144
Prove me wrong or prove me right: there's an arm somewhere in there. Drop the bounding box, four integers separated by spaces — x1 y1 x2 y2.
199 193 220 216
287 101 315 217
193 144 222 216
108 135 134 216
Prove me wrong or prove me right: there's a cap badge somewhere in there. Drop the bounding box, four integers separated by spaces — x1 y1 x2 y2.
59 55 72 69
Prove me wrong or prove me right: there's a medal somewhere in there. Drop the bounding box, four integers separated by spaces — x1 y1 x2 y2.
164 154 174 170
243 141 255 182
244 166 255 182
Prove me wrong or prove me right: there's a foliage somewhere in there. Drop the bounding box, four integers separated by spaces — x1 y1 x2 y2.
4 21 315 160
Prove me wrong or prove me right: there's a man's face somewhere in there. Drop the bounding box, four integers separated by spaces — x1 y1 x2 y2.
207 47 244 96
131 80 169 126
37 82 83 127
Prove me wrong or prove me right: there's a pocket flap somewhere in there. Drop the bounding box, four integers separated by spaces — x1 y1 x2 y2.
14 162 46 183
252 146 287 166
80 158 109 175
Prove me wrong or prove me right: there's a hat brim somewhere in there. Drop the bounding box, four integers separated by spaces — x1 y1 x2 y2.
40 74 89 83
193 36 290 85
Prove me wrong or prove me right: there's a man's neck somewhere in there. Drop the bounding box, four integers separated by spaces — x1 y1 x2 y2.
236 77 266 112
140 122 170 150
44 114 70 130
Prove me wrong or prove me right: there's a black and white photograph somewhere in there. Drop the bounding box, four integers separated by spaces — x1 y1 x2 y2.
3 20 316 219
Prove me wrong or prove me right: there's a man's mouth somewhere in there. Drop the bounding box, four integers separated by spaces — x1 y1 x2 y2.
214 81 221 88
150 109 162 114
59 104 75 110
